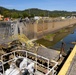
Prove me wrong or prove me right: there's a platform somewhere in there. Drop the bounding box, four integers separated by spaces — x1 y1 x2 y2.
58 45 76 75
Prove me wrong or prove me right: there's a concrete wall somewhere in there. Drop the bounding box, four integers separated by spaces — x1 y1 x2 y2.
10 18 76 40
33 18 76 39
0 22 12 43
0 18 76 43
18 22 34 39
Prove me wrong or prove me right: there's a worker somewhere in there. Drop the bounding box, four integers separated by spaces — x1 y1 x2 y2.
57 42 65 61
60 42 65 53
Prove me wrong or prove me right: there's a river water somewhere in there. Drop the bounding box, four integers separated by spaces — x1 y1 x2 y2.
36 24 76 53
52 28 76 52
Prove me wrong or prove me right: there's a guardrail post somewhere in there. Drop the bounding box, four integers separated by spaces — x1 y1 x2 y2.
48 59 49 70
35 54 37 71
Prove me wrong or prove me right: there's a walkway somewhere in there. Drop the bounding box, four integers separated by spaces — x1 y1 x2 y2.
58 45 76 75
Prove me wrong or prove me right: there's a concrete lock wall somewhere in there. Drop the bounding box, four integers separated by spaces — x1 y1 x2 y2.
0 22 12 44
12 18 76 40
18 21 34 39
0 18 76 43
33 18 76 39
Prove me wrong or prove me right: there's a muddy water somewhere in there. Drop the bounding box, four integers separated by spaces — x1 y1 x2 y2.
36 25 76 52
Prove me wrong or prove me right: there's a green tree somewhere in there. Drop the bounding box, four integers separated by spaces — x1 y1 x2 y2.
39 13 44 17
11 12 19 18
22 12 29 18
3 10 10 17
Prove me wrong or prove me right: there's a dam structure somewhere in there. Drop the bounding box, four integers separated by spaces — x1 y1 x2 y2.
0 18 76 43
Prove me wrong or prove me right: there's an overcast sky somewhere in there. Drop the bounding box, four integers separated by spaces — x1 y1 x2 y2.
0 0 76 11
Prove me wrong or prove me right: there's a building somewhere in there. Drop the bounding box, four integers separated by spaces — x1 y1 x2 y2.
0 14 4 21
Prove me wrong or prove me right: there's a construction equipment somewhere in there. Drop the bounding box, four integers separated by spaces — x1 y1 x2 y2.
9 34 34 49
0 33 34 56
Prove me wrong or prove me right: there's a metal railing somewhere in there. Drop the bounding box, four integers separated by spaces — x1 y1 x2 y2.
1 50 58 75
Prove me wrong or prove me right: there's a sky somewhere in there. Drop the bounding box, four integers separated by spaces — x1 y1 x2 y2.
0 0 76 11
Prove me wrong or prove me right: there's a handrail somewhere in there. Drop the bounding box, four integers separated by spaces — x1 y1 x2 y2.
0 60 4 74
45 61 58 75
1 50 58 75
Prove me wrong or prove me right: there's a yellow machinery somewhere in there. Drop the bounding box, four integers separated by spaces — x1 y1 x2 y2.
0 33 34 55
9 34 34 49
17 34 34 49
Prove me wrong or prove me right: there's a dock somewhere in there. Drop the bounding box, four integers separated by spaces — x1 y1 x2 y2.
58 45 76 75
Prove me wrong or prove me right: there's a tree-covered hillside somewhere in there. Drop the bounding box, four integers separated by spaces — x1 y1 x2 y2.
0 6 75 18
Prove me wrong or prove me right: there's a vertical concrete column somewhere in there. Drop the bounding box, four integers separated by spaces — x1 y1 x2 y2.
52 18 55 28
11 21 18 39
19 23 23 35
34 20 38 39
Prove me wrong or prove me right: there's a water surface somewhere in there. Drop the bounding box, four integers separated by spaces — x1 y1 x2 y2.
36 25 76 52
